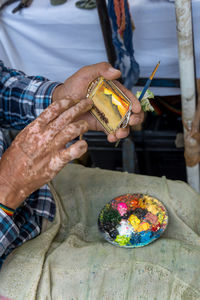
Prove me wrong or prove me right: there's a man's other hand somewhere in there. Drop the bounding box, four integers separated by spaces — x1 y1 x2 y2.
0 98 92 209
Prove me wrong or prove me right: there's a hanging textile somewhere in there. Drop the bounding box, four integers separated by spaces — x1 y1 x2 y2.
107 0 140 89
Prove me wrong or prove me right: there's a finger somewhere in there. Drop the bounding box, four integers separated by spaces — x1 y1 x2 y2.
48 98 93 133
37 98 80 126
115 127 130 139
49 140 88 172
129 111 144 126
107 127 130 142
113 80 141 113
60 140 88 163
53 120 89 149
78 112 99 131
107 132 118 143
32 99 91 148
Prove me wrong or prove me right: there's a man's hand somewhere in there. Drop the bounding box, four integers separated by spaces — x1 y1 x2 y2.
0 98 92 209
52 62 144 142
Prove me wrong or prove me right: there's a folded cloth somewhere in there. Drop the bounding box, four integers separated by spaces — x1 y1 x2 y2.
0 164 200 299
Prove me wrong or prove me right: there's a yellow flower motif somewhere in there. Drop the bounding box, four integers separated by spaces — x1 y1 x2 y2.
137 222 150 232
115 235 130 246
158 212 165 223
128 215 141 230
147 204 159 215
138 199 147 209
143 198 153 205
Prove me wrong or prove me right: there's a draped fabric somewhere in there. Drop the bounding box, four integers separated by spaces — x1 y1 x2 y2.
1 164 200 299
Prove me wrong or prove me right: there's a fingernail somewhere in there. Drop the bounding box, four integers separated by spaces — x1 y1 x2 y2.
108 67 121 74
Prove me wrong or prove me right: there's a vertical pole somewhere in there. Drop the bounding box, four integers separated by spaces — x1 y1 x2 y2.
96 0 116 67
122 137 135 173
174 0 199 192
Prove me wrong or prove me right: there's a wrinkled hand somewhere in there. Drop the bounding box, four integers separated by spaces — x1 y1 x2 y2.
0 98 92 209
53 62 144 142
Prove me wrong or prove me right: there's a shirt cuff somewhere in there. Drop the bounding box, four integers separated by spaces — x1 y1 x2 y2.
0 209 19 257
34 81 61 118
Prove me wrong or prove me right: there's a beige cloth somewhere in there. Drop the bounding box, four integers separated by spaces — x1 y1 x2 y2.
0 164 200 299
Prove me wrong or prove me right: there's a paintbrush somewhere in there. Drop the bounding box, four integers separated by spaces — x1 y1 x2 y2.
115 61 160 147
138 61 160 101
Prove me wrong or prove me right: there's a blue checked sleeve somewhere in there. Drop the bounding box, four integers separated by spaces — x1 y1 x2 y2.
0 60 60 130
0 209 19 257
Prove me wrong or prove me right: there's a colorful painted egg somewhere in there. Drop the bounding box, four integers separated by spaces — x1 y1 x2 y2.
98 193 168 248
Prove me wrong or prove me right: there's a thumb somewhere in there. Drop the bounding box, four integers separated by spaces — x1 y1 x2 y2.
71 62 121 84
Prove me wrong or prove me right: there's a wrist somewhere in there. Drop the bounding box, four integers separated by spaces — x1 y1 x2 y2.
0 203 15 216
0 176 26 210
52 83 64 103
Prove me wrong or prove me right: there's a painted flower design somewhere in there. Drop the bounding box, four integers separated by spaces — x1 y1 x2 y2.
98 193 168 248
117 202 128 216
117 220 133 237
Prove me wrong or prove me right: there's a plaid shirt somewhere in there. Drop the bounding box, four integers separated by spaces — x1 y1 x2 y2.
0 61 59 269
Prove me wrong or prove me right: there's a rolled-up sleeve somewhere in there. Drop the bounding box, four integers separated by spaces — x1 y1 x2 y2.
0 209 19 257
0 60 60 129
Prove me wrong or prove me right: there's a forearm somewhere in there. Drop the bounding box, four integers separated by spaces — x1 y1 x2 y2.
0 176 25 210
